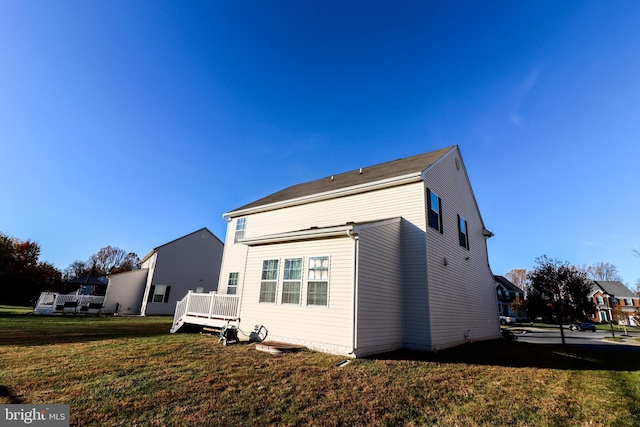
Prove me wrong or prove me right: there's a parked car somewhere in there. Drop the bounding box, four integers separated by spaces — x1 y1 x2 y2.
499 315 516 325
569 322 596 332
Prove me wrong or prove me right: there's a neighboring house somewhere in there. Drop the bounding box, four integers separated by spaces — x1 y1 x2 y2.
494 275 525 321
104 228 224 316
589 280 640 326
211 145 500 357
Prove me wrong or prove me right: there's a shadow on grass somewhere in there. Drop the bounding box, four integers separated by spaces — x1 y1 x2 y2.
0 313 173 346
372 339 640 371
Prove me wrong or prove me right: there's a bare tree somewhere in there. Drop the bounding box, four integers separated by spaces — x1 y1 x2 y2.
88 246 140 277
587 262 622 282
505 268 529 295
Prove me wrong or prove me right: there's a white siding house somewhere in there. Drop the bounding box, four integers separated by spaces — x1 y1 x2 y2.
104 228 224 316
215 145 499 356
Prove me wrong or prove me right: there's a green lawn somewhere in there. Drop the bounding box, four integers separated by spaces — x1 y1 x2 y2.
2 306 640 426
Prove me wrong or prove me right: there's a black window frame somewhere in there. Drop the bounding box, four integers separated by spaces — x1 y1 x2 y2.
427 188 443 233
458 214 469 249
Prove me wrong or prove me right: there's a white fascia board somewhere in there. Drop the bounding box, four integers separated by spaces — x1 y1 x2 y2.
223 173 423 218
240 225 355 246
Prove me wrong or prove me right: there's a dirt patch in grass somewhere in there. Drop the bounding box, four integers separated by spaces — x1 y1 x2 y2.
2 307 640 426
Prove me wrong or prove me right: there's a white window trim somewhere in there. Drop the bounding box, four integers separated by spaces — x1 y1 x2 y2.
281 257 303 305
305 255 330 308
259 259 279 304
227 272 239 295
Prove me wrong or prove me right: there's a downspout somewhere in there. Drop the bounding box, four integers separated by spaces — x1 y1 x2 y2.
348 229 359 356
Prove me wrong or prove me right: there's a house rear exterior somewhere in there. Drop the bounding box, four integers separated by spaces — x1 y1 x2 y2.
218 145 500 357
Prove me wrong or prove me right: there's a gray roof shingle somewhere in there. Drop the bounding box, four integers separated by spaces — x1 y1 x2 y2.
593 281 638 298
230 145 455 213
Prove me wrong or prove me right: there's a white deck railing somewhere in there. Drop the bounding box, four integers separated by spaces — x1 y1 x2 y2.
172 291 240 328
33 292 105 314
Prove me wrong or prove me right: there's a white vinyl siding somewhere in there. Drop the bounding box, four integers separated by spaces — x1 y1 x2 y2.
423 151 499 348
220 181 431 349
355 219 403 356
239 238 355 355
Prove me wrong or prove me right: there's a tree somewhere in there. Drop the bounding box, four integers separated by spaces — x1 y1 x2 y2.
505 268 529 296
611 304 628 335
526 256 595 345
0 234 63 306
510 296 527 320
88 245 140 277
587 262 623 282
62 260 91 281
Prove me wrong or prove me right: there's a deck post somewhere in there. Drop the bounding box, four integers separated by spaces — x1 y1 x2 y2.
186 290 192 316
208 291 216 319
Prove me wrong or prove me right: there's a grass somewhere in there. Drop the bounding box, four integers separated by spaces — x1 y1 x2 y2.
1 307 640 426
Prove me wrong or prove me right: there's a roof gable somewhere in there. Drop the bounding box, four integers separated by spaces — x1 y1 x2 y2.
593 281 638 298
494 275 523 293
227 145 455 215
140 227 222 263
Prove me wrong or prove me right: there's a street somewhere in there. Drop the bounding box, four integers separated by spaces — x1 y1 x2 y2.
511 326 640 347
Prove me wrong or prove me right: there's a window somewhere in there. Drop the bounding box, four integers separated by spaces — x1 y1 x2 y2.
458 214 469 249
597 296 604 305
626 298 633 306
259 260 278 303
307 256 329 306
497 288 503 299
227 272 239 295
148 285 171 303
427 189 443 233
281 258 302 304
234 218 246 243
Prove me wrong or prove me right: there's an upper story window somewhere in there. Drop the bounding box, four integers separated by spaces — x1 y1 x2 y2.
307 256 329 306
497 288 503 299
458 214 469 249
427 189 443 233
227 272 239 295
234 218 246 243
625 298 633 306
597 296 604 305
282 258 303 304
259 260 278 303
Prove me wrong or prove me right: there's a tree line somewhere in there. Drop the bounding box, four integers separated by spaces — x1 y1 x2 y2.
0 231 139 307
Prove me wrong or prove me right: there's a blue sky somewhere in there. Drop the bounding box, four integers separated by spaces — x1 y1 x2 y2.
1 1 639 286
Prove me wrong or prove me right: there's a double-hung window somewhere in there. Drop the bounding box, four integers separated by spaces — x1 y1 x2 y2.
227 272 239 295
626 298 633 306
234 218 246 243
427 189 443 233
148 285 171 303
458 214 469 249
259 260 278 303
281 258 302 304
307 256 329 306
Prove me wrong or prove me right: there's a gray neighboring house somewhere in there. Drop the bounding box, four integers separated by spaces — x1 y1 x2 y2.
494 275 525 321
104 228 224 316
589 280 640 325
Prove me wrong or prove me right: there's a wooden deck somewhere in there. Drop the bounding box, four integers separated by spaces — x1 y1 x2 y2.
170 291 240 333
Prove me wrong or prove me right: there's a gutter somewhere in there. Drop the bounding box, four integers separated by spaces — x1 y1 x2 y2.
348 229 359 356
